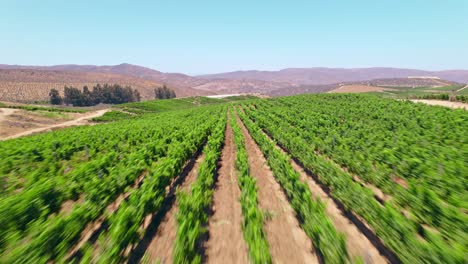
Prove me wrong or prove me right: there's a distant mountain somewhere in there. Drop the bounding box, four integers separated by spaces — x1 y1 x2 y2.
0 68 211 103
1 64 467 102
0 63 206 88
0 63 295 96
198 67 468 85
266 77 461 97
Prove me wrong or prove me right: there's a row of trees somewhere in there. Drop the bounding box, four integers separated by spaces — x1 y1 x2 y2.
154 85 176 99
49 84 141 106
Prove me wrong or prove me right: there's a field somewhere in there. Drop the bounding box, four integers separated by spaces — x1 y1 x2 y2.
0 94 466 263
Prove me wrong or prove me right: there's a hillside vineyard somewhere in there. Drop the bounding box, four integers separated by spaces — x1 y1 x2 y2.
0 94 466 263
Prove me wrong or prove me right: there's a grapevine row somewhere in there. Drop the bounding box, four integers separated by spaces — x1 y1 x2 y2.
241 98 464 263
229 109 271 263
237 108 350 263
173 108 227 263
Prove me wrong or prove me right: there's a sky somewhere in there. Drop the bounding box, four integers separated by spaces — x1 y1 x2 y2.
1 0 467 74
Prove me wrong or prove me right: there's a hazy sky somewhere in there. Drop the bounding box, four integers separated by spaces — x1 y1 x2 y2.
1 0 467 74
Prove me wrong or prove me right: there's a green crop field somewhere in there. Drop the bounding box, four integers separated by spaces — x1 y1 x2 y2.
0 94 466 264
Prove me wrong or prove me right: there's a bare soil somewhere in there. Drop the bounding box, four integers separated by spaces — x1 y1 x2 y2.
144 153 205 264
0 108 17 122
0 109 108 140
205 122 249 264
329 85 396 93
410 99 467 110
236 115 319 264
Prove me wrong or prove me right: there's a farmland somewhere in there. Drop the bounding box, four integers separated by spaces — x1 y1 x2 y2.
0 94 466 263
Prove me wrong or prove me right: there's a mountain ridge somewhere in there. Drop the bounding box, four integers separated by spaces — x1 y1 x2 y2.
1 63 467 102
197 67 468 84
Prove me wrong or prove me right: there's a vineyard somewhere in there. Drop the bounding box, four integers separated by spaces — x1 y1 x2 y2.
0 94 466 263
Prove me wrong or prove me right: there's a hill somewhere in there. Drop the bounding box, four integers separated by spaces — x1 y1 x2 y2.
1 64 468 102
198 67 468 85
267 77 462 97
0 64 293 96
0 68 211 103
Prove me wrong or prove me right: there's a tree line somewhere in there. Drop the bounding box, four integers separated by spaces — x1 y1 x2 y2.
154 85 176 99
49 84 141 106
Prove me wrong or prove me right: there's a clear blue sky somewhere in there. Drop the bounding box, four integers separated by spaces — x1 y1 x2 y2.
1 0 467 74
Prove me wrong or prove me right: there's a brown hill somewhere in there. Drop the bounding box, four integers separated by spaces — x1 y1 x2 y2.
265 77 460 97
347 78 458 87
0 63 293 96
2 64 467 101
0 69 211 103
198 67 468 85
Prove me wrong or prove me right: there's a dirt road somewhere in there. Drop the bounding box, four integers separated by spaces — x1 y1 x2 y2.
205 122 249 264
411 100 467 110
237 114 319 264
1 109 109 140
143 153 205 264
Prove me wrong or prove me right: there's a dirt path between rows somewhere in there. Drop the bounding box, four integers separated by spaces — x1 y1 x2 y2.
236 114 319 264
410 100 467 110
205 122 249 264
142 153 205 264
290 162 388 263
1 109 109 140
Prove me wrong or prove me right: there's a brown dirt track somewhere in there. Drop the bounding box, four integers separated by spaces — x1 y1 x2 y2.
143 153 205 264
410 99 467 110
236 114 319 264
0 109 108 140
329 85 395 93
205 122 249 264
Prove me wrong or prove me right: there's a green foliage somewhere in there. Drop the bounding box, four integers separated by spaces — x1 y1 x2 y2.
120 96 225 113
3 104 87 113
62 83 141 106
0 105 225 263
91 110 133 122
173 110 226 263
240 93 467 263
49 88 62 105
154 84 176 99
237 108 349 263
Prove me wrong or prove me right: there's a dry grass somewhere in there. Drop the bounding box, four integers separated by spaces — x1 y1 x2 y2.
329 85 395 93
0 69 209 102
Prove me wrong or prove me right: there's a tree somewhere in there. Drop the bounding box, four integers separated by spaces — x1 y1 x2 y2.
82 86 93 106
63 86 83 106
133 89 141 102
49 89 62 105
154 85 176 99
61 84 137 106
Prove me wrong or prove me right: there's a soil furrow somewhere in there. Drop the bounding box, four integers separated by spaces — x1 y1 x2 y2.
236 114 319 264
67 170 149 261
69 141 206 262
205 122 249 264
290 162 388 263
134 153 205 264
126 143 207 264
